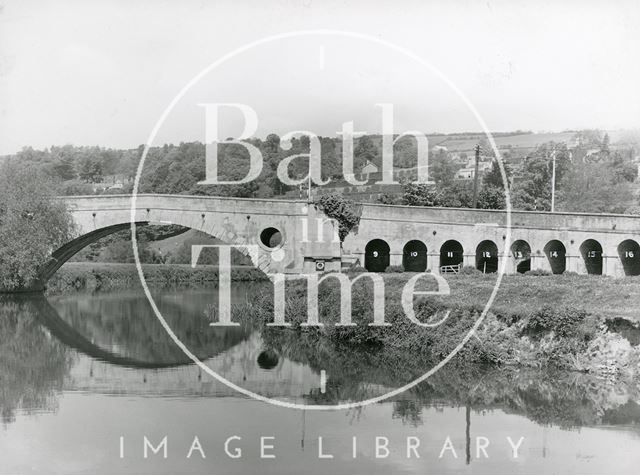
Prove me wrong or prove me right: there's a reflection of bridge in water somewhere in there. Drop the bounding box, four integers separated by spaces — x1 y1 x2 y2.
32 297 321 398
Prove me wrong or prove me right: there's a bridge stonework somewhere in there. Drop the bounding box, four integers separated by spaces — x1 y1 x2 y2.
343 203 640 277
35 194 640 288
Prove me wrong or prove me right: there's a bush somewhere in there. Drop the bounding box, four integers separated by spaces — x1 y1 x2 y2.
459 266 482 275
523 306 594 339
346 265 366 274
60 180 96 196
385 265 404 273
524 269 552 276
315 194 362 242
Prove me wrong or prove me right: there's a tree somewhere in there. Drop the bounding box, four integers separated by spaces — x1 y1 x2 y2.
509 145 569 211
315 193 362 242
402 183 440 207
557 161 633 213
477 186 506 209
601 132 610 156
0 161 75 290
78 158 103 183
482 159 511 189
430 153 459 187
354 135 379 169
51 156 76 180
438 181 474 208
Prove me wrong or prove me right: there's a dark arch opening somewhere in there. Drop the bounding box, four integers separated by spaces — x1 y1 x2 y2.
580 239 603 275
402 240 427 272
257 350 280 370
364 239 390 272
618 240 640 276
260 227 283 248
544 240 566 274
440 240 464 269
475 240 498 273
511 240 531 273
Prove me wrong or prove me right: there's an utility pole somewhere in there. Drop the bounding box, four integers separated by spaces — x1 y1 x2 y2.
550 149 557 212
472 144 481 208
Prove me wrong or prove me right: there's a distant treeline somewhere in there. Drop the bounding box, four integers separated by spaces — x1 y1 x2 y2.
2 129 639 214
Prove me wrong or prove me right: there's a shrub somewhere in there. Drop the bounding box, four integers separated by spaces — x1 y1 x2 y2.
524 269 552 276
346 265 366 274
385 265 404 273
315 193 362 242
523 306 594 340
459 266 482 275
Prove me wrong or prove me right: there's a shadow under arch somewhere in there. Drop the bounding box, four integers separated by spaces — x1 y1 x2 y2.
34 222 150 291
440 240 464 269
475 240 498 273
510 239 531 273
580 239 603 275
402 240 427 272
32 217 266 291
544 240 566 274
365 239 390 272
618 239 640 276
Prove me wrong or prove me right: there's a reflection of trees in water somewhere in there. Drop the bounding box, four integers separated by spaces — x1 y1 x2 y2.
0 297 74 426
392 400 423 427
260 327 640 429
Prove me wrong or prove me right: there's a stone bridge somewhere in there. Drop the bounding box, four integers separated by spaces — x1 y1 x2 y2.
35 194 640 287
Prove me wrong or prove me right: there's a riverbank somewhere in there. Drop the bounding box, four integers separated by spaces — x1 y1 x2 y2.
47 263 640 378
229 272 640 379
48 263 640 317
46 262 266 294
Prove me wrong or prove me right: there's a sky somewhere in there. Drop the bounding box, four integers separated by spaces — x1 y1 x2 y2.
0 0 639 155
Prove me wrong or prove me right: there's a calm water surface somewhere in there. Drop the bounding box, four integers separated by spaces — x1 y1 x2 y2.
0 285 639 474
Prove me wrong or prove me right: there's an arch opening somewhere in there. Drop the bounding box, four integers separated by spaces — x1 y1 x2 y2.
544 240 566 274
260 227 283 249
39 222 257 288
364 239 390 272
402 240 427 272
580 239 603 275
618 239 640 276
440 240 464 270
511 240 531 274
475 240 498 274
257 350 280 370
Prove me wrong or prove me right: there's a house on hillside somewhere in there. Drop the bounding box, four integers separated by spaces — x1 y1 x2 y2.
455 167 475 180
360 160 379 180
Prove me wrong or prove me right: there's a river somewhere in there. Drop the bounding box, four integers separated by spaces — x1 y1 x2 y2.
0 284 638 474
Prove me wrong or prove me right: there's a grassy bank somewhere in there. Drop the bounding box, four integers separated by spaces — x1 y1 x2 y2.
46 262 266 294
230 272 640 379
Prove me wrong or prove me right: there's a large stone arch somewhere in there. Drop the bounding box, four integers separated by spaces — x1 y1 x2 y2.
34 219 273 290
34 197 308 290
36 222 150 288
